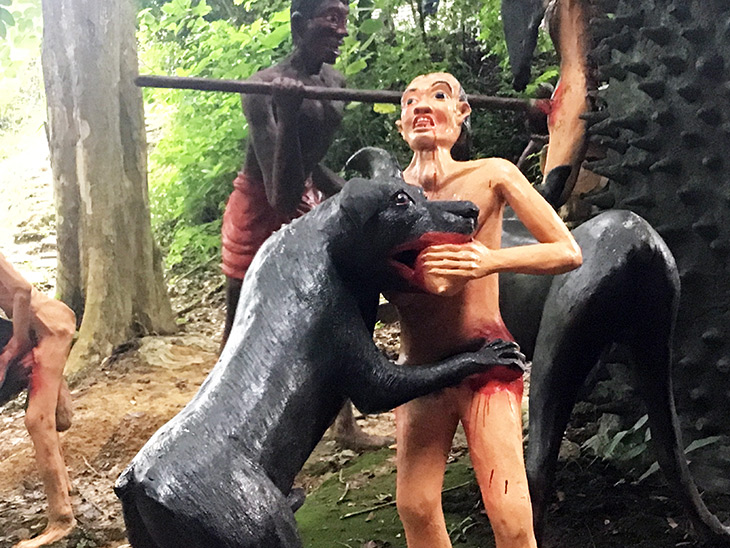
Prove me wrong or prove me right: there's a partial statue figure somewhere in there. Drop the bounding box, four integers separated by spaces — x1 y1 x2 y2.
389 72 582 548
0 252 76 548
219 0 388 449
220 0 348 345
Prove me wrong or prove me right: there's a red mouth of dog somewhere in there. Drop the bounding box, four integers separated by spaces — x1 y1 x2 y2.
389 232 472 283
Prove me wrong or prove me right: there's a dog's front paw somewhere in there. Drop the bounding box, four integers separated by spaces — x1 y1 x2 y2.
478 339 526 370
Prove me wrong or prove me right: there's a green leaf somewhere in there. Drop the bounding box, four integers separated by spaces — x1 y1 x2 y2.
271 8 289 23
373 103 396 114
685 435 722 453
344 58 367 76
0 7 14 27
0 0 10 6
359 18 383 35
258 23 289 49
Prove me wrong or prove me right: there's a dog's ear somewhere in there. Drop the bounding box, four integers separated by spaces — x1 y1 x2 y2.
339 178 389 229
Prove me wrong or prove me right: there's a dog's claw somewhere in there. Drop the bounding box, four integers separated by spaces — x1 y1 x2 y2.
475 339 527 370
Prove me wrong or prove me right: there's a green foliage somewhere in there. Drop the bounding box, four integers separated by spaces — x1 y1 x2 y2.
583 413 723 482
326 0 558 171
139 0 291 271
0 0 43 134
139 0 559 273
0 0 14 39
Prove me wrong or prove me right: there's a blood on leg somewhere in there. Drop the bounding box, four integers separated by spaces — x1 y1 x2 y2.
461 380 537 548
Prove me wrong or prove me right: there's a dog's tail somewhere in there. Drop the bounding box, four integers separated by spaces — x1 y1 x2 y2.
345 147 403 180
623 228 730 544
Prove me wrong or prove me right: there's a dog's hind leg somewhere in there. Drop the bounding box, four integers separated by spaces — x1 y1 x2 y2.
631 342 730 544
526 308 606 545
123 457 303 548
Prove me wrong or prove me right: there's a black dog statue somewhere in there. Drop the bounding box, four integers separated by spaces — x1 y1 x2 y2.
115 177 525 548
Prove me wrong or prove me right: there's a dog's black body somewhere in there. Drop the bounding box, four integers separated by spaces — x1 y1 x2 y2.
499 210 729 543
115 177 524 548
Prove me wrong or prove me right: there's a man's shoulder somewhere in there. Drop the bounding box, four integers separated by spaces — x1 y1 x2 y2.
248 64 286 83
470 157 521 180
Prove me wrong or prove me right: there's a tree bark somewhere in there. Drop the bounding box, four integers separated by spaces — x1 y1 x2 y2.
41 0 176 373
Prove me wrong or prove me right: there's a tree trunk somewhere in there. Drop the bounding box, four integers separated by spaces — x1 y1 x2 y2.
41 0 176 373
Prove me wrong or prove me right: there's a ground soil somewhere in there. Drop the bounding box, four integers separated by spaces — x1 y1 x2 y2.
1 126 729 548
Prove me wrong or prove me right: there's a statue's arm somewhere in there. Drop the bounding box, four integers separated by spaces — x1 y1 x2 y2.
311 163 345 197
242 76 307 216
342 335 525 414
0 253 33 375
490 159 582 274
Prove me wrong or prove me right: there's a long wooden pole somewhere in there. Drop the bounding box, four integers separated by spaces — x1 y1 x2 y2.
135 74 534 112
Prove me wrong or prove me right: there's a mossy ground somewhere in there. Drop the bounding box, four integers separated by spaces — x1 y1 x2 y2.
297 448 497 548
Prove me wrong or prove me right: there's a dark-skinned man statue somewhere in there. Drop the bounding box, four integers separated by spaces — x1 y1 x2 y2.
220 0 389 449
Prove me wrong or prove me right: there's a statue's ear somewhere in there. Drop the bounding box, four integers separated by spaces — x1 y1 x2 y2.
395 119 403 136
339 179 384 229
457 100 471 124
291 11 305 42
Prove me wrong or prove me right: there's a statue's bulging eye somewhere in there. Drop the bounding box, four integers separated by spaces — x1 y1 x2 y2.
393 191 413 206
435 91 446 99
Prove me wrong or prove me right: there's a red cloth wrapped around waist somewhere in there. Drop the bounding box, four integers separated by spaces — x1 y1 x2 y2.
221 172 324 279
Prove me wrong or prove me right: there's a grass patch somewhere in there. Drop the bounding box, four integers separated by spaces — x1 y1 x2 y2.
297 449 497 547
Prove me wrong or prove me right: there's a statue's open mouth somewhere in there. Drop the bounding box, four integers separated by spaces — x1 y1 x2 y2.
389 232 471 284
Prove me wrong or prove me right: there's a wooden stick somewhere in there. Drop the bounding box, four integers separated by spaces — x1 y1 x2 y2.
135 74 534 112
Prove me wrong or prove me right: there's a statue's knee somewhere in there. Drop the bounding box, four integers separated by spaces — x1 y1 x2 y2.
25 407 55 436
396 490 441 527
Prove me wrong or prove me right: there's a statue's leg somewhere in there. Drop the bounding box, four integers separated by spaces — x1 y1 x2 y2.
119 490 161 548
395 390 460 548
16 337 75 548
526 319 604 546
221 276 244 351
462 374 536 548
333 401 394 450
55 378 73 432
129 459 303 548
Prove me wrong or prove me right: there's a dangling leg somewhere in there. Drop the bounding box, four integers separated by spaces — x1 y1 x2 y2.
462 372 536 548
396 389 460 548
17 336 75 548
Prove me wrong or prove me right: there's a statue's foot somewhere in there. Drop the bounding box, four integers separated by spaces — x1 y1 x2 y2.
55 380 73 432
334 404 394 450
336 428 394 451
14 515 76 548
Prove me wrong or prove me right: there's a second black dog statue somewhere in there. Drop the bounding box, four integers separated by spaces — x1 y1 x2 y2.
115 177 524 548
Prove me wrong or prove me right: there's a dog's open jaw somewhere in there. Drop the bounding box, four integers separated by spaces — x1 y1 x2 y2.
389 232 472 288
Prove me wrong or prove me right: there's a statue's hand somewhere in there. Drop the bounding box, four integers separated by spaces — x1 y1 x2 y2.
272 76 306 119
475 339 526 370
417 240 495 295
